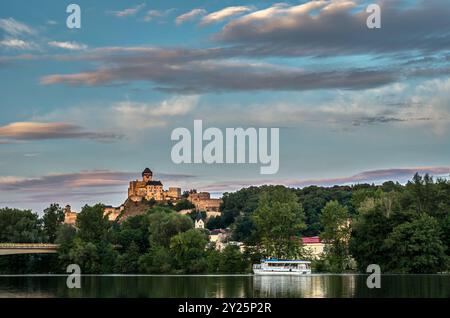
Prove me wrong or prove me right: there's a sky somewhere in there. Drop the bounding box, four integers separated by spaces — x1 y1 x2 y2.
0 0 449 213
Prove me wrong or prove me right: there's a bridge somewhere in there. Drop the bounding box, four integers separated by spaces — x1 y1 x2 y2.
0 243 59 256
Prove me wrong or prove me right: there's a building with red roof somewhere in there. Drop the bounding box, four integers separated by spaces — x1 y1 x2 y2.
302 236 325 259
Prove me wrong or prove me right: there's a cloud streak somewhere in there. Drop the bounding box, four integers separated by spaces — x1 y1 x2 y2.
109 4 146 18
40 59 397 93
48 41 88 51
200 6 253 25
202 167 450 192
0 38 35 50
0 170 198 211
143 9 174 22
30 95 200 135
291 167 450 188
217 0 450 56
0 122 123 142
4 1 450 94
0 171 197 191
112 95 199 129
0 17 35 36
176 9 206 25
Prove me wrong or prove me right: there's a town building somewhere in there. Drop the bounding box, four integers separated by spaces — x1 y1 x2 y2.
194 213 205 229
209 229 228 244
207 228 245 252
208 228 233 250
302 236 325 259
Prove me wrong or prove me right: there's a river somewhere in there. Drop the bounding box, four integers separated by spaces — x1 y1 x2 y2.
0 274 448 298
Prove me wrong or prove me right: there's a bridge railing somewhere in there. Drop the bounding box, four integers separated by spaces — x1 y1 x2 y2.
0 243 59 249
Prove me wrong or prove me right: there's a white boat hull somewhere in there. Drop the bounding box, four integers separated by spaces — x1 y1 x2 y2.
253 268 312 275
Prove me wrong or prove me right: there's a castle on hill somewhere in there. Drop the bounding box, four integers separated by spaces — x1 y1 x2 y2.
64 167 221 224
128 168 181 202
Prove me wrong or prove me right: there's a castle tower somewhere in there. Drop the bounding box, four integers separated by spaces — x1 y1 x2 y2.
142 167 153 183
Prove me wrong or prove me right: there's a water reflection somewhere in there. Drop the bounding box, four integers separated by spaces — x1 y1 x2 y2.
0 274 448 298
253 275 357 298
254 276 319 297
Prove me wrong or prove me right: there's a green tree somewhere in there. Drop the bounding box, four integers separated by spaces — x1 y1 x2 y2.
218 245 247 273
441 214 450 256
349 200 393 271
68 238 100 273
115 241 140 273
384 214 448 273
205 247 221 273
76 204 110 242
0 208 43 243
170 229 208 273
253 186 305 259
59 204 118 273
402 173 439 217
231 216 257 244
174 199 195 211
138 245 173 273
220 187 261 227
97 241 118 273
55 224 76 244
297 185 354 237
42 203 65 243
113 214 150 253
320 200 351 272
66 238 118 274
55 224 77 269
148 211 193 247
206 215 224 230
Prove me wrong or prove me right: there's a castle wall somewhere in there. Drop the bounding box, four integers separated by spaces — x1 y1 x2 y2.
165 187 181 201
191 198 222 212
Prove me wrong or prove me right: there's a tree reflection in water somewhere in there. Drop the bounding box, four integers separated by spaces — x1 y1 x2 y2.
0 274 449 298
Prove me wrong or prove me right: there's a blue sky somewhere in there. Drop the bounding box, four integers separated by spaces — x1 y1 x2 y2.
0 0 449 213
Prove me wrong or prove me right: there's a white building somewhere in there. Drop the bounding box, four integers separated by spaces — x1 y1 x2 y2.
194 213 205 229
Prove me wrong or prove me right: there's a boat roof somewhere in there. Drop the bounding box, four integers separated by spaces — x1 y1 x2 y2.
262 258 311 264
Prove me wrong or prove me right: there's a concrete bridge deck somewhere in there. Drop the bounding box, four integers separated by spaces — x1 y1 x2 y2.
0 243 59 255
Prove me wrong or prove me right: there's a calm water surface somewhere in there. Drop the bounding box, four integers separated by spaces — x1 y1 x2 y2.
0 274 448 298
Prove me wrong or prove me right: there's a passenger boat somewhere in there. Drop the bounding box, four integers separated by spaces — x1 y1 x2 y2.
253 258 312 275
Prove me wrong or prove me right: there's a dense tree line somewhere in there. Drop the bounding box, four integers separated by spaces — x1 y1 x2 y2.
209 174 449 273
349 174 449 273
0 174 448 274
0 204 248 274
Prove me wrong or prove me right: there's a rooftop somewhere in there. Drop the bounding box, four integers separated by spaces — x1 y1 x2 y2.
302 236 322 244
262 258 311 263
146 180 162 186
142 167 153 176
